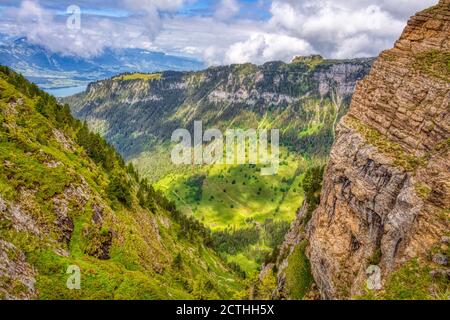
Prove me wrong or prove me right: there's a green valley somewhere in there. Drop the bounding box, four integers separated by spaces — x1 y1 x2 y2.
153 147 317 274
65 56 372 275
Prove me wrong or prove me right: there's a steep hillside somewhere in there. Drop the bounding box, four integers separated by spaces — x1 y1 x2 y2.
0 66 244 299
276 0 449 300
64 57 372 273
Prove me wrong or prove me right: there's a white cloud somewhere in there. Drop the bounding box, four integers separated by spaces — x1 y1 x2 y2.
152 16 262 62
0 0 439 64
266 0 437 58
122 0 188 36
214 0 240 21
223 33 312 65
1 0 188 58
157 0 437 65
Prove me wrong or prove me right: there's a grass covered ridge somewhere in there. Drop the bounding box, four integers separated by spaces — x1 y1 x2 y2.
284 241 313 299
113 73 162 82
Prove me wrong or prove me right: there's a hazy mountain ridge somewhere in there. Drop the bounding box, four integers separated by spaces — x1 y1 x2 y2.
0 36 203 91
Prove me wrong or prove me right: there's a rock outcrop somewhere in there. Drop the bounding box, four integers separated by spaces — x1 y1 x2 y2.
307 0 449 299
0 240 37 300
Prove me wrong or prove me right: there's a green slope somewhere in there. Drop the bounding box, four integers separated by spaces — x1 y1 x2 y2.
0 66 244 300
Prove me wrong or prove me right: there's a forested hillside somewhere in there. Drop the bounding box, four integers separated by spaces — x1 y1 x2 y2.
0 66 244 299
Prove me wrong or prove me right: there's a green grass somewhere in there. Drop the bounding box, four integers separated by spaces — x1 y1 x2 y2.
415 182 432 200
284 240 313 299
154 147 306 230
233 63 259 79
28 249 194 300
367 248 382 266
292 55 324 69
359 259 449 300
145 146 311 273
226 253 261 275
299 123 324 138
414 50 450 82
113 73 162 82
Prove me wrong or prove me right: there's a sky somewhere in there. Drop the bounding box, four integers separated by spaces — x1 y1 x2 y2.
0 0 438 65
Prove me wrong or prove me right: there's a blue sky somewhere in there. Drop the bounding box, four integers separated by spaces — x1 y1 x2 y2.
0 0 271 19
177 0 272 19
0 0 437 65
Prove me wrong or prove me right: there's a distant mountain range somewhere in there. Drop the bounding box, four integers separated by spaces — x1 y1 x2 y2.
66 55 373 161
0 35 204 95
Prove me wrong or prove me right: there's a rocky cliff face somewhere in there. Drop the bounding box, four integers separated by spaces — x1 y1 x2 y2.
307 0 449 299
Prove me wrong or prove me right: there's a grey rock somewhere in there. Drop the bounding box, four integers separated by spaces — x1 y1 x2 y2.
429 269 450 280
432 253 448 266
305 1 450 299
0 195 7 212
0 240 37 300
441 236 450 245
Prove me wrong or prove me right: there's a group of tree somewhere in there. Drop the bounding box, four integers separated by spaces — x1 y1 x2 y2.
263 165 325 265
262 219 290 248
76 122 126 172
185 174 206 202
301 165 325 222
1 65 76 130
138 177 212 244
212 226 260 255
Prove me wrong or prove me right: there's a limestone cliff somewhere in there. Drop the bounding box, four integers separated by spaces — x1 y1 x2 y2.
307 0 449 299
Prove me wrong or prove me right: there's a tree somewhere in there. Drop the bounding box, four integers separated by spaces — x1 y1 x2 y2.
172 253 183 270
107 175 132 207
301 165 325 222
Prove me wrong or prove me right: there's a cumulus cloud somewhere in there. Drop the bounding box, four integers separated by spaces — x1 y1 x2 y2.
223 33 312 65
0 0 439 64
177 0 437 65
1 0 187 58
266 0 437 58
152 15 262 63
